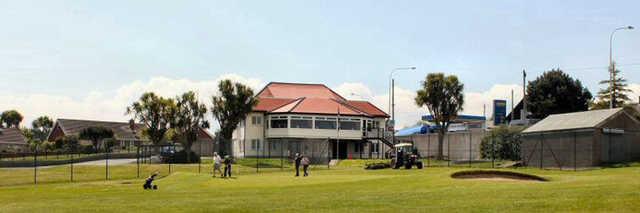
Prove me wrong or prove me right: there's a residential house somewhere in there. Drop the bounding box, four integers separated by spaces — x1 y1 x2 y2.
0 128 27 152
47 119 216 156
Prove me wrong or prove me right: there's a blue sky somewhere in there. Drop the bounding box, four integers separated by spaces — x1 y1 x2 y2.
1 0 639 127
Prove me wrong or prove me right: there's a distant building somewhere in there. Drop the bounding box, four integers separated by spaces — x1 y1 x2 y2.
420 114 486 133
0 128 27 152
232 82 391 159
521 108 640 168
47 119 215 155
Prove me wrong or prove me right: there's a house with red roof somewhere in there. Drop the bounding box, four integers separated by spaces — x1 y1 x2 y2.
232 82 392 159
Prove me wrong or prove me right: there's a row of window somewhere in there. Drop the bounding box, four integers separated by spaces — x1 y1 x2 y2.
250 139 382 153
249 115 382 131
250 139 279 151
271 118 361 130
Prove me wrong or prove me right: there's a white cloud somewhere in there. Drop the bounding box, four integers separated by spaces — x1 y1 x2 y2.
5 77 639 131
0 74 264 128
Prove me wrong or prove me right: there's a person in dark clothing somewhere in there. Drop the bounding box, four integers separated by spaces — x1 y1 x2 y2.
143 173 158 190
223 155 232 178
294 153 302 177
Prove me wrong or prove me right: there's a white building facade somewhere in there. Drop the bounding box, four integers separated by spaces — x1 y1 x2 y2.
232 82 392 160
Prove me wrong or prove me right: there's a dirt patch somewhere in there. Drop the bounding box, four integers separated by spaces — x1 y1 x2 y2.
451 170 547 182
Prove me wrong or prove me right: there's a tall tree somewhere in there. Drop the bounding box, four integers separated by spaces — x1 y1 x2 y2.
79 126 114 151
591 63 632 109
126 92 176 145
415 73 464 160
527 69 592 119
172 91 210 162
211 80 258 156
31 116 54 142
1 110 23 128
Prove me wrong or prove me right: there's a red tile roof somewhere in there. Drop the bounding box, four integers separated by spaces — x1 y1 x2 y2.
254 82 389 118
253 98 297 112
346 100 389 117
257 82 346 100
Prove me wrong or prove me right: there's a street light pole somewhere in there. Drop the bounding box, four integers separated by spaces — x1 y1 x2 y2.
609 26 634 108
388 67 416 145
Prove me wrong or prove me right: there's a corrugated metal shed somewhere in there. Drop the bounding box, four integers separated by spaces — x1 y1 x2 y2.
522 108 622 134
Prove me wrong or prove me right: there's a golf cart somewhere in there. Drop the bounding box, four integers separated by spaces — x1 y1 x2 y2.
390 143 423 169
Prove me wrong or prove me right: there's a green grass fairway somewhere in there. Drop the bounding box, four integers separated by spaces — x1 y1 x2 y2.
1 161 640 212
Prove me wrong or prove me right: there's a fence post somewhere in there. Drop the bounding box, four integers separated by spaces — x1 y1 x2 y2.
105 149 109 180
574 131 577 172
34 146 38 185
70 151 74 182
539 133 543 169
198 141 202 173
427 135 430 167
447 134 451 167
469 132 472 168
136 144 140 178
491 132 495 169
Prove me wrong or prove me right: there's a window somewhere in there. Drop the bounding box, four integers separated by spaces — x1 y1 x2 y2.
251 139 261 150
270 116 288 128
251 116 262 125
290 116 313 128
339 118 361 130
372 142 380 153
315 117 337 129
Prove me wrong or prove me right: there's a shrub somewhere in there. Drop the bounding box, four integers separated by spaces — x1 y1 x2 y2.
163 150 200 164
80 145 96 154
480 125 524 161
365 161 390 170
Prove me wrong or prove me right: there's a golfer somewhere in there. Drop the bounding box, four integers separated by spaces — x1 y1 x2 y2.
212 152 223 177
301 155 310 177
223 155 232 178
294 153 302 177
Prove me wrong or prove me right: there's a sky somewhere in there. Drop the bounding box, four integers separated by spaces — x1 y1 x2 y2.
1 0 639 129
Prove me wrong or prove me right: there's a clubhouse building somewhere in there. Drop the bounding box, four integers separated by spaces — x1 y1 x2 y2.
232 82 392 160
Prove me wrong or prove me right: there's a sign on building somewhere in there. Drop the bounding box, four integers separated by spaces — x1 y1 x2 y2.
493 99 507 125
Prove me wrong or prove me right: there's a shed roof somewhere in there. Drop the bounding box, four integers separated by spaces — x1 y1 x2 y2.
49 119 214 141
0 128 27 145
522 108 623 133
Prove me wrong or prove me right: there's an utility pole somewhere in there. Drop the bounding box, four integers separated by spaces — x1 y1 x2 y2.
521 69 527 122
388 67 416 145
336 106 340 160
609 26 634 108
510 89 514 123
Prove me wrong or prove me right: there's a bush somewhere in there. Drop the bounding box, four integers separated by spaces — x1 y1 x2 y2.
480 125 524 161
365 161 390 170
163 150 200 164
80 145 96 154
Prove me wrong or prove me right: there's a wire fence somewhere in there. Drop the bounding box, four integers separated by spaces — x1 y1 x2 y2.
6 128 635 186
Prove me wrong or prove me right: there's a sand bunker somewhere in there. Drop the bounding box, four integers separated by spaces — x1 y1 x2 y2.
451 170 547 182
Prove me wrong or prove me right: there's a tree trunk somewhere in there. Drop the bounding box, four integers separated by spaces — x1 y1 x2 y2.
437 131 445 160
185 143 192 163
219 131 234 157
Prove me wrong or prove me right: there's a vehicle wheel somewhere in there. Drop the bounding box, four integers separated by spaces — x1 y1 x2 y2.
405 163 411 169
